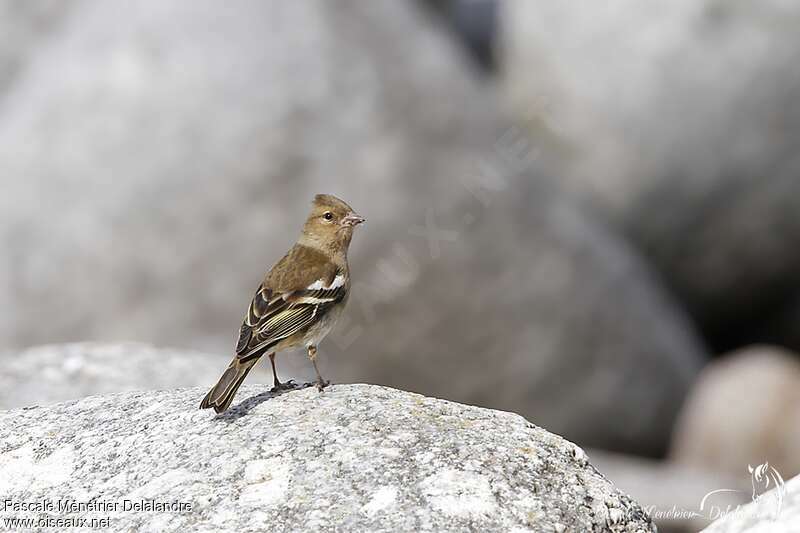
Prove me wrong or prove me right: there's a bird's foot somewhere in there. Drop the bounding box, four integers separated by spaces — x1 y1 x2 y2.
270 379 298 393
303 379 331 392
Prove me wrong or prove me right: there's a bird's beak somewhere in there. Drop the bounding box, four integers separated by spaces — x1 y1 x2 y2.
341 212 365 227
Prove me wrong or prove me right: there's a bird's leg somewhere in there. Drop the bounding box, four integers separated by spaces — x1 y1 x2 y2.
268 352 295 392
307 345 330 391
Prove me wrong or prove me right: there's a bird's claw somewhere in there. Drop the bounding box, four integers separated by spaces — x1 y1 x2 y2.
301 379 331 392
270 379 298 393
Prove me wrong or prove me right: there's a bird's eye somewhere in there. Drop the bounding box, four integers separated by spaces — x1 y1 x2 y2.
323 212 333 221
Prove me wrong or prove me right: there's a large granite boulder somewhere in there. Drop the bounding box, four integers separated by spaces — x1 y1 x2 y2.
499 0 800 351
0 1 705 455
0 384 656 532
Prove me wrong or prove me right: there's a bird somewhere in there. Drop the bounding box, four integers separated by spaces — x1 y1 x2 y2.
200 194 365 413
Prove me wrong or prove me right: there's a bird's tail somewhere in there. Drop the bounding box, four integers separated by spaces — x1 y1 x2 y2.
200 356 260 413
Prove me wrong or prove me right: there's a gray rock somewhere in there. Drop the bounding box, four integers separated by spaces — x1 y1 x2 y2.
0 0 76 93
700 474 800 533
331 188 705 456
670 346 800 479
0 342 268 410
0 384 655 532
424 0 499 70
0 0 496 354
499 0 800 350
0 0 706 456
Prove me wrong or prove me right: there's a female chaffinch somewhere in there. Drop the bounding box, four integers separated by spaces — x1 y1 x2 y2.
201 194 364 413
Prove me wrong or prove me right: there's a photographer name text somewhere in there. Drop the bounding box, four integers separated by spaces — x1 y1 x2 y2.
1 498 193 514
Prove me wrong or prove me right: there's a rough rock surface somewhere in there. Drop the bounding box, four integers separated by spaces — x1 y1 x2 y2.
499 0 800 351
700 474 800 533
0 342 269 410
0 1 706 455
0 384 655 532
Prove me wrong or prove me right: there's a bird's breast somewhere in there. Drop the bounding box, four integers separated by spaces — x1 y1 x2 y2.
303 299 347 348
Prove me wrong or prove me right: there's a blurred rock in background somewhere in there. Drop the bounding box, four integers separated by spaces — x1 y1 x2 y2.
499 0 800 353
0 342 270 410
591 449 749 533
0 0 707 457
700 474 800 533
671 345 800 479
421 0 498 71
0 0 494 354
0 0 75 93
332 184 705 456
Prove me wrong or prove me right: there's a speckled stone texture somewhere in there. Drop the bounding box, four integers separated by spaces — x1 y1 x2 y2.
0 384 655 532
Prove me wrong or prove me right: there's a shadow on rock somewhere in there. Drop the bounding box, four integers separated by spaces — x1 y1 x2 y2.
216 382 313 421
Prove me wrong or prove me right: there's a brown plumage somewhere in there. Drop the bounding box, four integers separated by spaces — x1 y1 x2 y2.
200 194 364 413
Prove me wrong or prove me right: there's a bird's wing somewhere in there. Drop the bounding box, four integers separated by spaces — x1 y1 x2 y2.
235 270 347 360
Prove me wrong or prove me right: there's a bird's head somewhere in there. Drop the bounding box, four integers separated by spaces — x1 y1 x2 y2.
300 194 365 253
